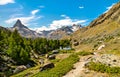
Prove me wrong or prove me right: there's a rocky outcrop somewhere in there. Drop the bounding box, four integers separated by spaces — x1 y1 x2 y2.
13 65 27 74
47 54 56 60
48 26 73 39
40 62 54 71
92 54 120 67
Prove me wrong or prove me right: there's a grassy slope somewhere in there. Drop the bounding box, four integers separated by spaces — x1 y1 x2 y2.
72 20 120 52
11 53 79 77
33 54 79 77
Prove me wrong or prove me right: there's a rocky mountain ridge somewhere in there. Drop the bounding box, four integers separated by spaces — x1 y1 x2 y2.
9 19 81 39
10 19 41 38
89 2 120 27
71 2 120 51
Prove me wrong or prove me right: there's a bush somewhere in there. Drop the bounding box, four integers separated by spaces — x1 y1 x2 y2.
77 51 93 56
86 62 120 74
59 49 73 53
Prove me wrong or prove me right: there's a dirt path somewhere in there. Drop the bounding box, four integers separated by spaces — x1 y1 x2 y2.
63 55 92 77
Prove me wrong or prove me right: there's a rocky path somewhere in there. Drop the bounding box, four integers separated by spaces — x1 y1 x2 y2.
63 55 92 77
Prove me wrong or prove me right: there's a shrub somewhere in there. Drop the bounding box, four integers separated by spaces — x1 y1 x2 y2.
86 62 120 74
77 51 93 56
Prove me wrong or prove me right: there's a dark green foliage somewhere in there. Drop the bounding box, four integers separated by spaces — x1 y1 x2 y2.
0 28 70 65
32 38 70 54
86 62 120 74
6 29 30 65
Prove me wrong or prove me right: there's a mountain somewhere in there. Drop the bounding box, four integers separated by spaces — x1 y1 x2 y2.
0 26 8 31
9 19 82 39
10 19 41 38
47 26 73 39
89 2 120 27
47 24 82 39
34 24 82 39
71 2 120 51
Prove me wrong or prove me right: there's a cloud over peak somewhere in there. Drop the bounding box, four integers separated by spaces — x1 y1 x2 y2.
32 16 87 32
0 0 15 5
5 9 42 26
31 9 39 15
104 3 115 13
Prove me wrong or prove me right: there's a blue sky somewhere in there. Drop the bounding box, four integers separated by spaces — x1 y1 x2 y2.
0 0 118 31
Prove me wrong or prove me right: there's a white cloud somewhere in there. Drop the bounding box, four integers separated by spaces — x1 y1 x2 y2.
104 3 115 13
5 16 35 25
5 9 42 26
32 17 87 32
0 0 15 5
61 14 70 19
31 9 39 15
79 6 84 9
31 26 52 33
49 18 87 29
39 5 45 8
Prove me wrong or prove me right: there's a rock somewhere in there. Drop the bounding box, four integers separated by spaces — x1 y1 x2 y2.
47 54 56 60
13 65 27 74
97 44 105 50
73 42 79 46
92 54 120 67
39 58 44 65
34 54 39 59
45 54 49 58
40 62 54 71
52 50 59 54
84 69 90 74
26 64 31 68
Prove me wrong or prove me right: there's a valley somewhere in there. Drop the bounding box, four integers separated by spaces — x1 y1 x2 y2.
0 1 120 77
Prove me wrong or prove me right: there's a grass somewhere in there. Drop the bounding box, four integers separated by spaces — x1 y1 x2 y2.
77 51 93 56
59 49 74 53
86 62 120 75
10 65 40 77
100 49 120 56
33 54 79 77
50 59 60 64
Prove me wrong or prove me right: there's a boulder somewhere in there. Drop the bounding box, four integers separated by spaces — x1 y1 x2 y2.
13 65 27 74
47 54 56 60
97 44 105 50
40 62 54 71
52 50 59 54
39 58 44 65
73 42 79 46
26 64 31 68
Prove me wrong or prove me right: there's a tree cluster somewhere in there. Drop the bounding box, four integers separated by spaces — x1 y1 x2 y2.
0 29 70 65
